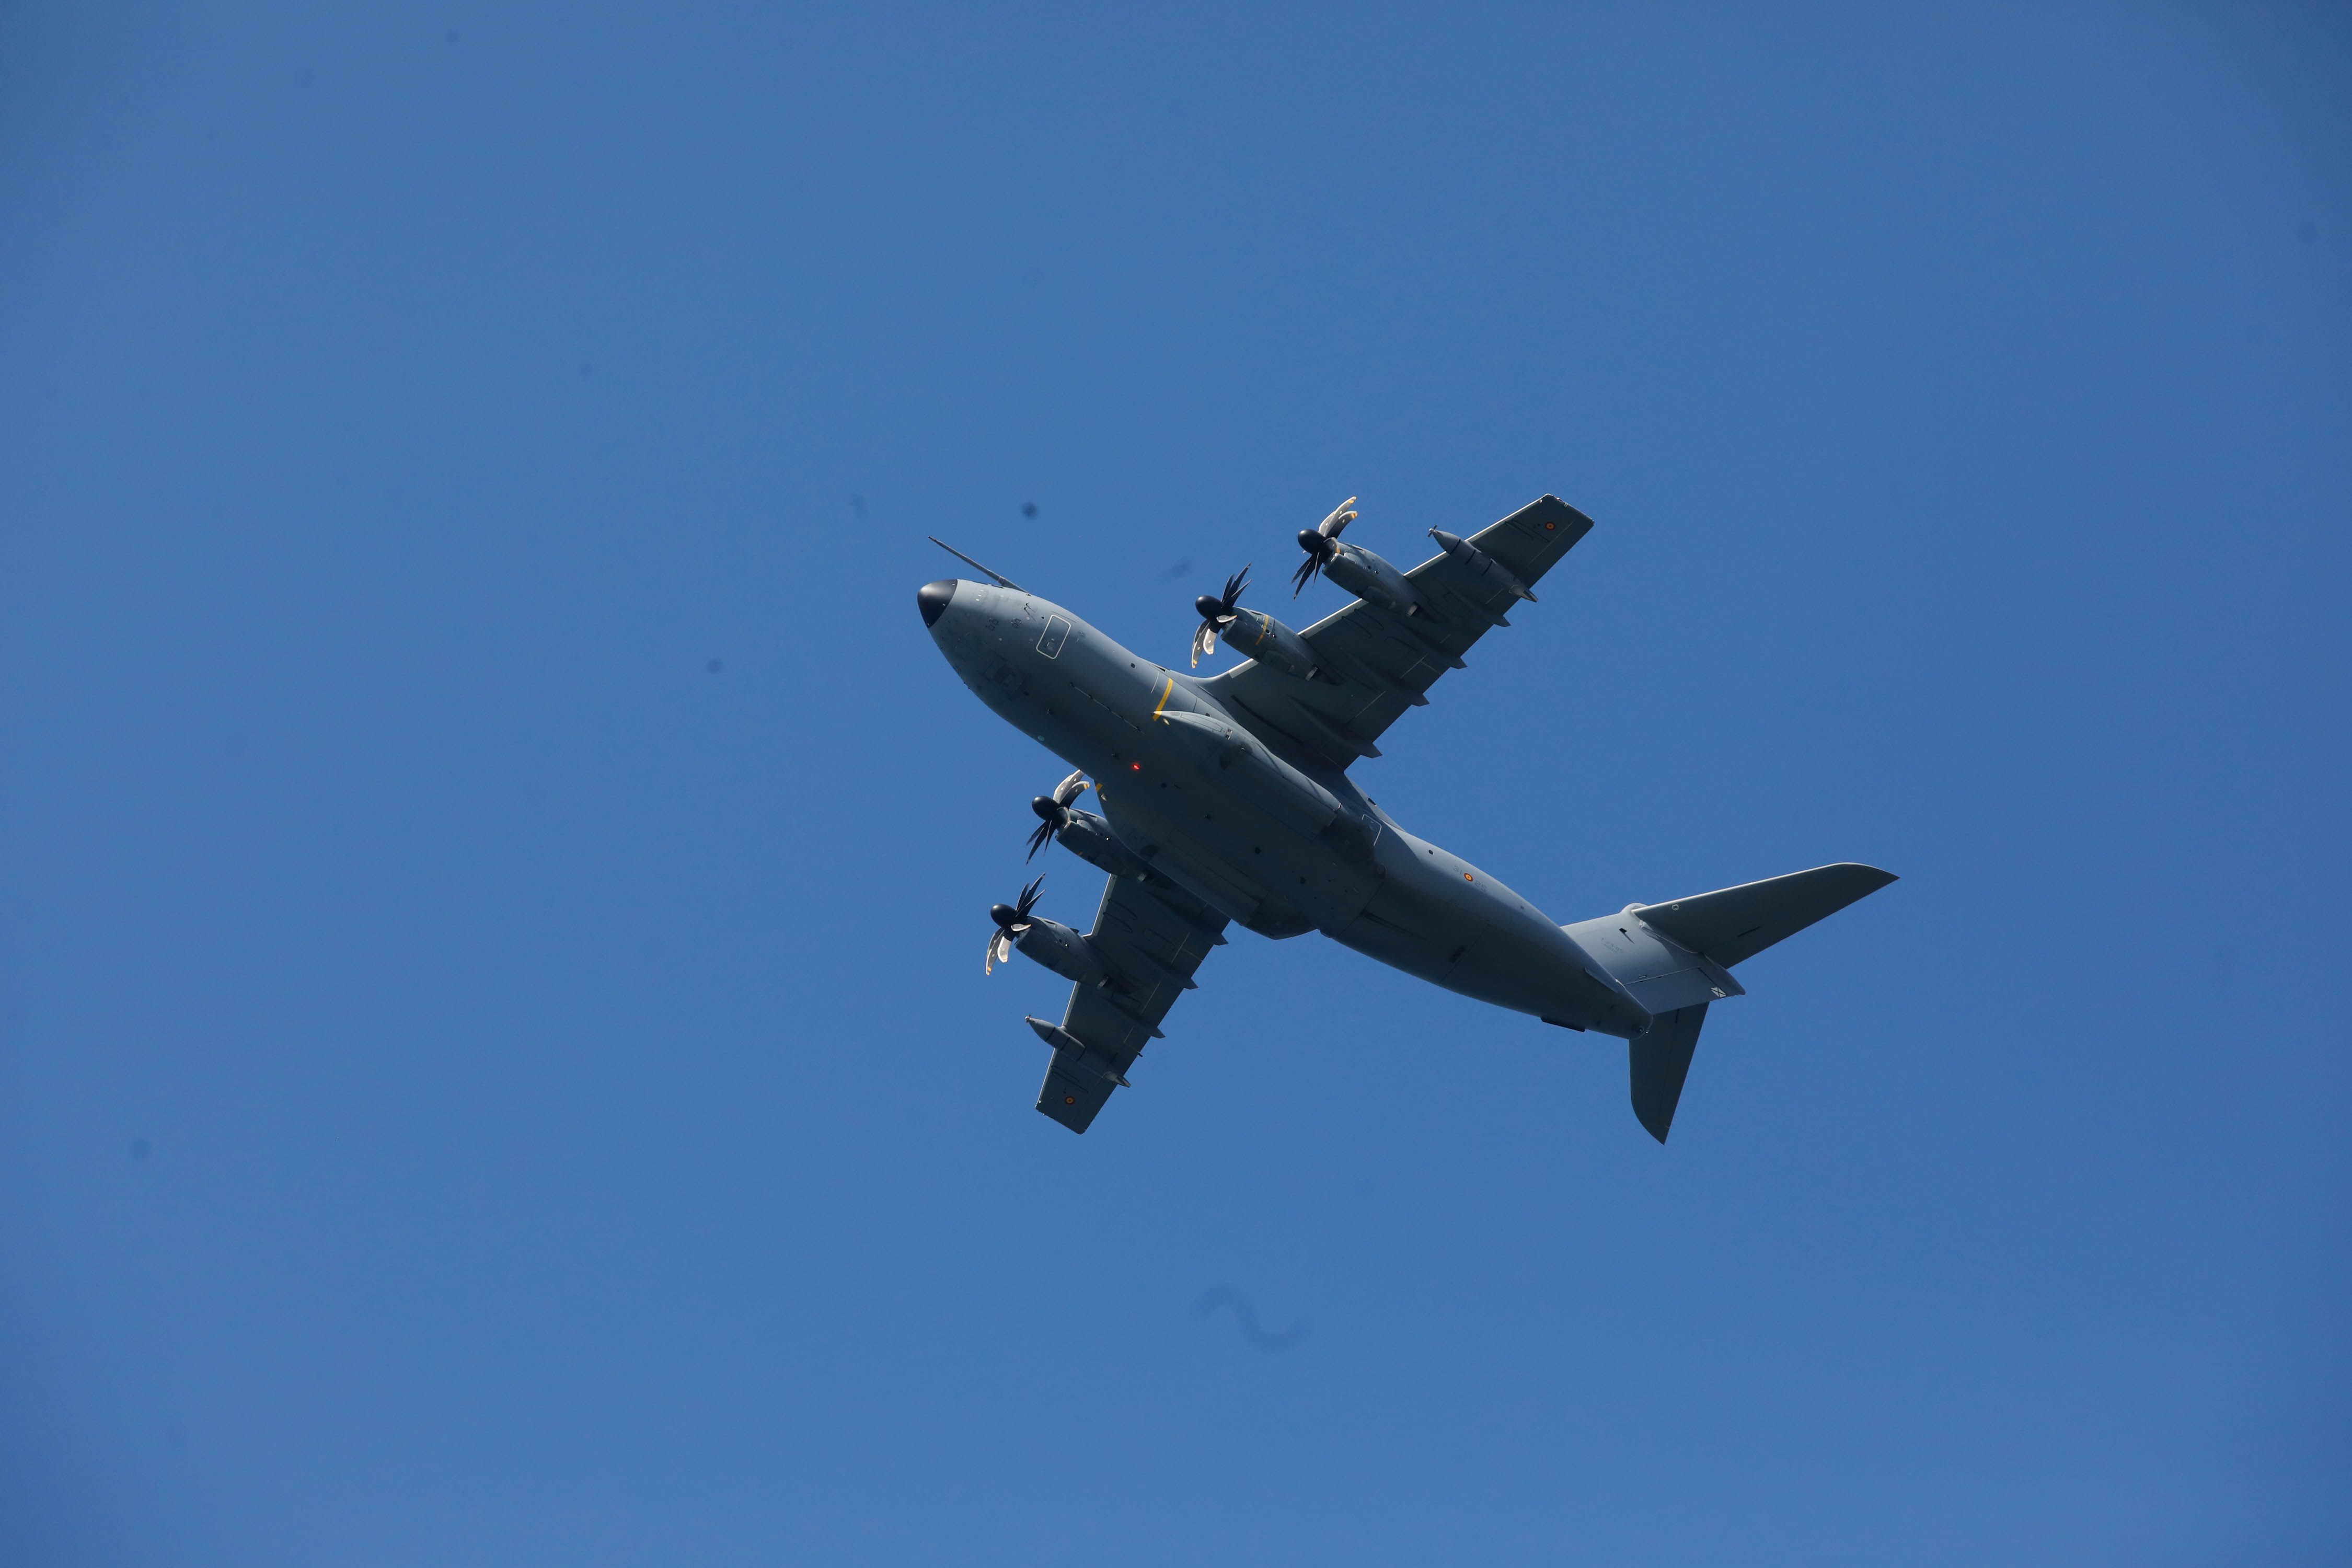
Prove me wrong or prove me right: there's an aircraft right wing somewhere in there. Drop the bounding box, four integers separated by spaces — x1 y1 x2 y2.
1202 494 1595 769
1033 869 1228 1133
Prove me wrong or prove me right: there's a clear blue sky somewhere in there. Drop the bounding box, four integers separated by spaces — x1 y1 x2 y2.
4 4 2347 1563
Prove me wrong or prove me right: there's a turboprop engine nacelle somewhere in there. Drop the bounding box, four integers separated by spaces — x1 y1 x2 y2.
1309 538 1425 618
1051 809 1154 881
1012 916 1111 987
1216 608 1324 681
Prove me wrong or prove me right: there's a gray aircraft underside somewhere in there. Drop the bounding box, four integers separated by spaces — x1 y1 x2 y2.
919 494 1894 1140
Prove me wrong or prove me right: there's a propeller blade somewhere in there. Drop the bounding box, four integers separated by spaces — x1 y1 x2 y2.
1024 774 1089 857
1317 497 1358 538
986 880 1043 973
1190 567 1251 664
1290 551 1320 596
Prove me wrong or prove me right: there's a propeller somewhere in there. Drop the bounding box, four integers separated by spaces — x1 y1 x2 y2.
1291 495 1358 595
1025 770 1090 860
1189 565 1252 668
985 875 1046 975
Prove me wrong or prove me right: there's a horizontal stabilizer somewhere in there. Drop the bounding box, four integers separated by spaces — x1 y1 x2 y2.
1634 863 1896 968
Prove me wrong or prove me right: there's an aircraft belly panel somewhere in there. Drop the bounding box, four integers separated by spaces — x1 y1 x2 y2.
1335 839 1636 1027
1330 872 1474 990
1454 914 1595 1017
1094 777 1376 940
1325 903 1448 979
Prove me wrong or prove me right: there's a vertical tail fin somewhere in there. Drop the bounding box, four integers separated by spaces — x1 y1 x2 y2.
1630 1004 1708 1142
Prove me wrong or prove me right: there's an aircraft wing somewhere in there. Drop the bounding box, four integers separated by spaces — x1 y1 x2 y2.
1035 870 1229 1133
1202 494 1595 768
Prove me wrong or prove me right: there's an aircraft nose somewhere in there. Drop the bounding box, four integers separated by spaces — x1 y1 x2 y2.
917 579 957 628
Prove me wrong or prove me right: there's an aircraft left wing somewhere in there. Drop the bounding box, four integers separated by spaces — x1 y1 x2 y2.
1034 871 1228 1133
1203 494 1595 769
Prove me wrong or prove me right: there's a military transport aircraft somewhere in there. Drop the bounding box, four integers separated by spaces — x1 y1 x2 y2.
918 494 1894 1140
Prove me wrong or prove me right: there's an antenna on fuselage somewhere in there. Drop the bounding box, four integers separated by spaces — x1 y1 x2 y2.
927 536 1026 593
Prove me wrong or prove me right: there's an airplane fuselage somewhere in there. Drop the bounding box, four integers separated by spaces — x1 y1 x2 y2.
921 577 1651 1039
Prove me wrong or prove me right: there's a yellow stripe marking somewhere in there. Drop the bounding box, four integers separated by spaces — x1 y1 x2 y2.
1152 675 1174 718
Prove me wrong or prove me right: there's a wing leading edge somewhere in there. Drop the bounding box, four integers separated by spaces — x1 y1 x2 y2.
1034 871 1228 1133
1202 494 1595 768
